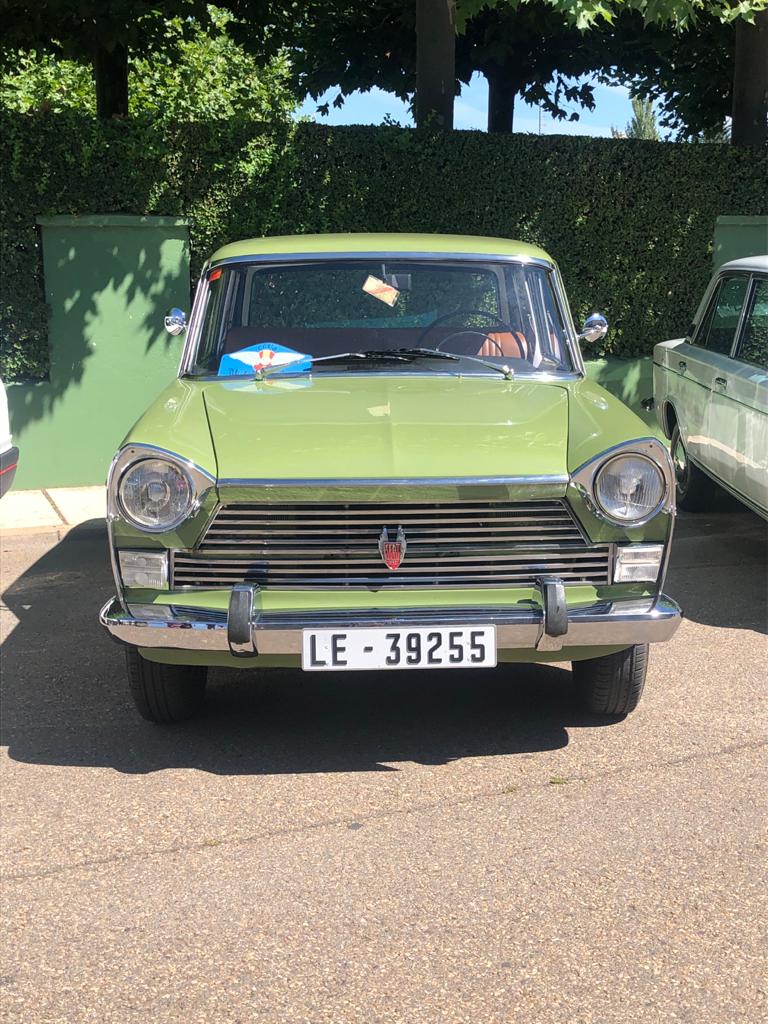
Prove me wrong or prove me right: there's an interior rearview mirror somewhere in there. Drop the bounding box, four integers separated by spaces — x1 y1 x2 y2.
164 308 187 336
578 312 608 343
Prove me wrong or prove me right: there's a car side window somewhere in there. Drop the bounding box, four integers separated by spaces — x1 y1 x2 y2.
695 275 749 355
737 278 768 371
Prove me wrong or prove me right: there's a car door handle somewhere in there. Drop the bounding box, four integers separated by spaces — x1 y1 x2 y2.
678 360 687 373
713 376 728 390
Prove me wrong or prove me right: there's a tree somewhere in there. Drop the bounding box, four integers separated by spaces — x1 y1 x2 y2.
611 96 660 139
598 12 734 141
416 0 456 127
628 96 660 139
457 3 598 132
222 0 415 120
0 0 211 118
224 0 768 140
0 8 296 121
472 0 767 143
223 0 604 130
732 10 768 145
454 0 768 141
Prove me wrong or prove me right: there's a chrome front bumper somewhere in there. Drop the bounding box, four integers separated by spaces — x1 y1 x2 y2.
100 587 682 657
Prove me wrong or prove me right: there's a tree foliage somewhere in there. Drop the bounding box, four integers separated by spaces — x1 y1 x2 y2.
4 0 763 130
0 9 296 120
0 0 203 60
611 96 661 139
596 11 732 139
0 0 212 115
459 4 598 131
224 0 767 138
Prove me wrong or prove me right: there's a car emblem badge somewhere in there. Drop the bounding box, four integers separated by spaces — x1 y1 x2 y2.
379 526 407 570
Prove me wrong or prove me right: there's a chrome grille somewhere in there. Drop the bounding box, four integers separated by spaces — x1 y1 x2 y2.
172 499 612 589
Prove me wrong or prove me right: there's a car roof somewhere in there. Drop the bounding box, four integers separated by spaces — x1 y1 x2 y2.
209 233 554 265
718 254 768 274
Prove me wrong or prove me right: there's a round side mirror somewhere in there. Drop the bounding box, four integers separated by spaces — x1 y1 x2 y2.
578 313 608 344
164 308 187 336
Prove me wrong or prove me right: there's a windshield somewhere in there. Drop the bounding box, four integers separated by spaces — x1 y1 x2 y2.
187 258 575 377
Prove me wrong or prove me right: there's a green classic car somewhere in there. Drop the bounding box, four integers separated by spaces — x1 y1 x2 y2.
100 233 681 723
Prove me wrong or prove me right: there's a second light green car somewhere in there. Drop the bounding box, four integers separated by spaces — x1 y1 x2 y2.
100 233 681 722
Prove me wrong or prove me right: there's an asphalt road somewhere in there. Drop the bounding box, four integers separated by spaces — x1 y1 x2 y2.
1 510 766 1024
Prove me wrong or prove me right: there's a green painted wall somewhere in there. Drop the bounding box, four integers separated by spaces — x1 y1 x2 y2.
714 216 768 269
8 216 189 489
584 355 660 436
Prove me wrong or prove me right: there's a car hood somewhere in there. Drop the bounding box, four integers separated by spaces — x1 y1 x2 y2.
201 374 570 480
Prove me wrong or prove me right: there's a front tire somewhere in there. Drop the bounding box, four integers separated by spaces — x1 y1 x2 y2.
572 644 648 716
125 649 207 723
671 424 711 512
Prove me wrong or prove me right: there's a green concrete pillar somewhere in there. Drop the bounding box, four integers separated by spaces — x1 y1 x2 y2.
8 215 190 488
714 216 768 269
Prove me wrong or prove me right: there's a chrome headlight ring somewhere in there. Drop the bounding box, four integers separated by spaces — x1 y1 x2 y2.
571 437 675 528
107 444 215 533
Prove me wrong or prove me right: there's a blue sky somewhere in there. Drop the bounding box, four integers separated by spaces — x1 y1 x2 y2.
298 74 636 137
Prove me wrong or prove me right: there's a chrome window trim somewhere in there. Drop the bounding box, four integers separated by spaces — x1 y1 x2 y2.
732 272 768 366
208 251 556 270
688 273 719 342
186 370 583 384
180 251 584 379
691 270 752 354
553 263 585 375
729 273 755 359
178 267 210 376
107 443 215 533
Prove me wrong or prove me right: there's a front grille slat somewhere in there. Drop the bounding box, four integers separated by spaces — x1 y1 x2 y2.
205 518 578 532
213 502 570 515
179 554 610 568
172 498 610 590
174 557 614 573
203 531 579 545
171 568 609 583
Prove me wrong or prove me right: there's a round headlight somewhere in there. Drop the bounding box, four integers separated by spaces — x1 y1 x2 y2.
594 454 666 523
118 458 193 530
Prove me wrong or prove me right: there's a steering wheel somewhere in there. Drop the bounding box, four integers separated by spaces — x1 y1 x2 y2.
417 309 518 357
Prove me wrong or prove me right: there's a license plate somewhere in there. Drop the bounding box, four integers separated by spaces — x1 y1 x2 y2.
301 626 496 672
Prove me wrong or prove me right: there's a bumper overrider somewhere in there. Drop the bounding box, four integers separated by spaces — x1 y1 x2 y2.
100 581 682 657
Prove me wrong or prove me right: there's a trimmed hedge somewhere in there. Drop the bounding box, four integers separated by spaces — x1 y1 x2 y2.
2 112 766 380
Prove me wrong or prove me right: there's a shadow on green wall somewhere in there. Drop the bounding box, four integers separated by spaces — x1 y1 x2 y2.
583 355 661 436
8 216 190 490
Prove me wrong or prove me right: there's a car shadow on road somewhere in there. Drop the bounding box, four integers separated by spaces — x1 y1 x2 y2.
1 525 619 776
666 509 767 634
4 510 763 776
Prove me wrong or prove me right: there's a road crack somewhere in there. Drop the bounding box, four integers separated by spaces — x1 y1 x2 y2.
4 737 766 885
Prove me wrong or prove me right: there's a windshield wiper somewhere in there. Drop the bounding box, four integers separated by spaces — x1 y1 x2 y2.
390 347 514 380
254 350 414 380
254 346 513 380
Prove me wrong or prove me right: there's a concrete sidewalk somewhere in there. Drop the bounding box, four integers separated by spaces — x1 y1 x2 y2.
0 486 106 540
